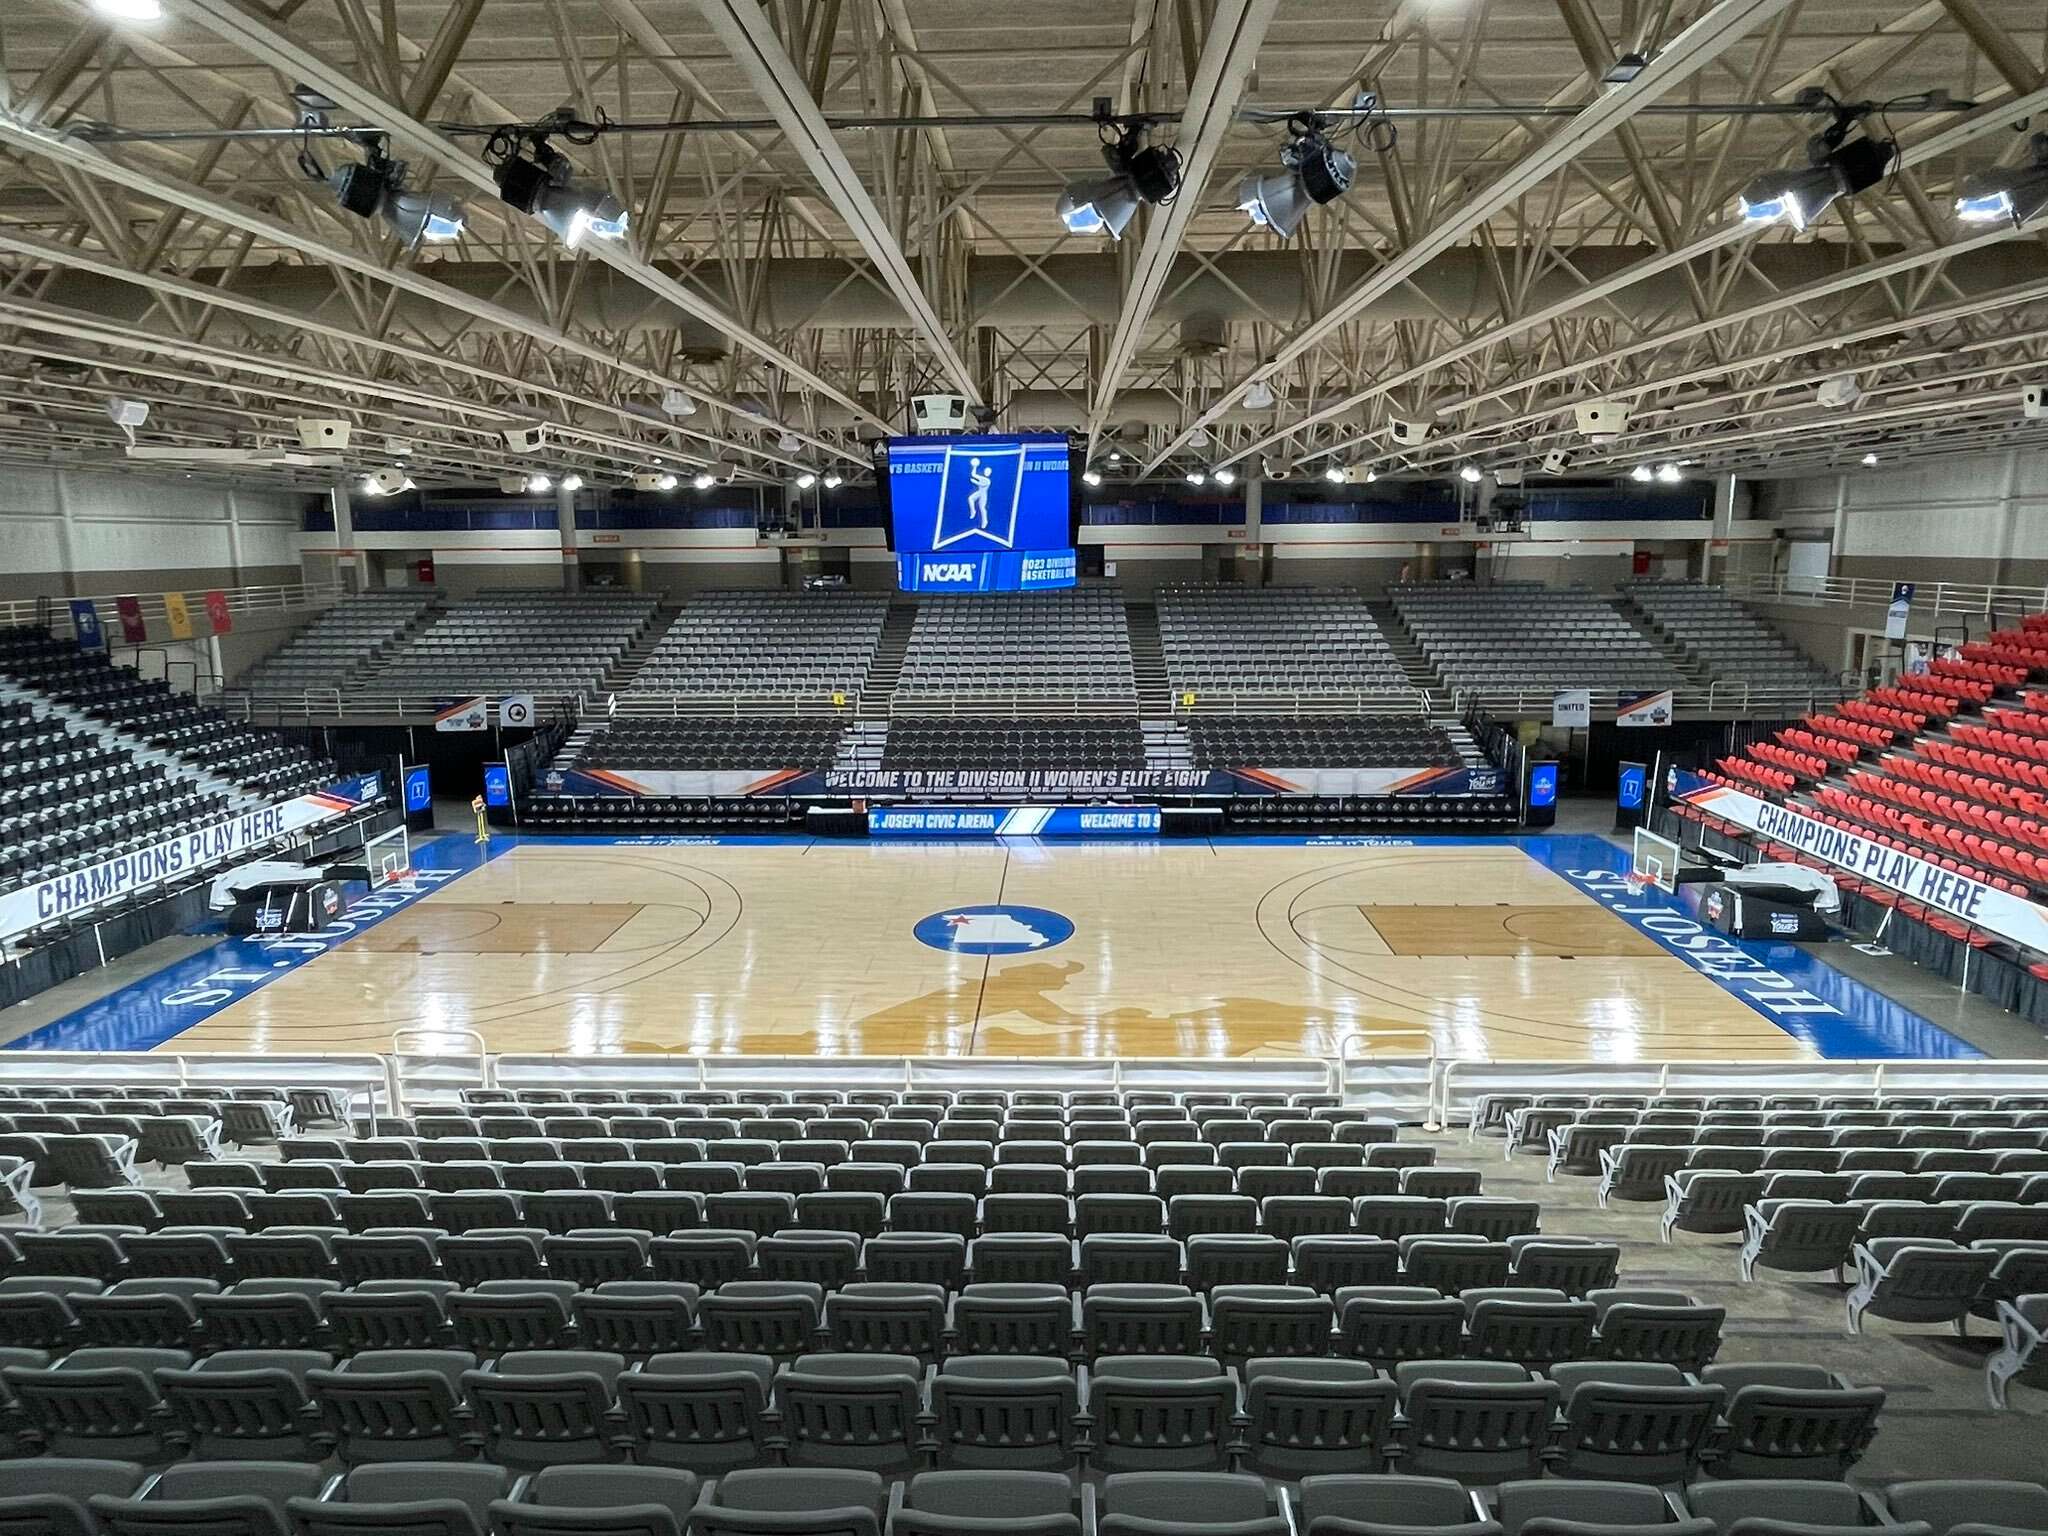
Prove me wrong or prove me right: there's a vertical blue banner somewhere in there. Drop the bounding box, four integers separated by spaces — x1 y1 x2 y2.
1617 762 1647 811
404 765 433 814
482 763 512 808
70 600 105 651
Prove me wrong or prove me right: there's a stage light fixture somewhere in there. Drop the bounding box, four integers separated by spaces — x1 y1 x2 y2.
692 471 717 490
1323 464 1349 484
92 0 161 21
1082 469 1103 487
655 473 678 491
822 471 843 489
1655 462 1682 483
1861 451 1880 465
1185 470 1208 486
1458 463 1482 484
1737 107 1894 231
1238 114 1356 240
360 468 413 496
491 128 628 249
1364 470 1379 483
1602 52 1650 85
561 473 584 492
525 473 552 493
1212 467 1237 487
1630 464 1654 483
1106 449 1123 463
1056 120 1179 240
306 137 465 250
1955 133 2048 228
796 472 818 489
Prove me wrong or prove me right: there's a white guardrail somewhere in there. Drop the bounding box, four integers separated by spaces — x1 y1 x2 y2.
8 1050 2048 1131
2 581 343 635
1725 572 2048 619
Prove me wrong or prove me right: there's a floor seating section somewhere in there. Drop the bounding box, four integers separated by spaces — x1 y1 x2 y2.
1619 582 1838 690
1157 587 1407 695
577 721 849 773
1 627 336 803
0 1081 1948 1516
1389 585 1686 696
1186 717 1461 770
237 592 439 700
1692 616 2048 961
629 593 887 697
0 697 228 896
347 592 659 701
895 592 1135 704
880 719 1144 770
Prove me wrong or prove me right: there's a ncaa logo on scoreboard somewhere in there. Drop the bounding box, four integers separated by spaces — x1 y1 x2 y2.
913 904 1075 955
931 441 1029 550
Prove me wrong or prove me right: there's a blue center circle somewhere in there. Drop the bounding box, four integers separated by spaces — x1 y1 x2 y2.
913 905 1075 955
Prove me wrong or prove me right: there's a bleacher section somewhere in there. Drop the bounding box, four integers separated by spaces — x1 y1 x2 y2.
580 719 848 772
0 697 227 895
630 592 887 697
0 626 334 802
351 590 658 702
1186 716 1462 769
895 590 1135 704
1 1071 2041 1532
1158 587 1408 695
1622 580 1838 688
1391 583 1686 696
237 590 437 700
880 717 1145 770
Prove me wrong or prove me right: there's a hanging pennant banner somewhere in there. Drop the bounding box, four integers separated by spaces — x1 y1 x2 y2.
203 590 233 634
68 601 105 651
163 592 194 639
115 596 147 645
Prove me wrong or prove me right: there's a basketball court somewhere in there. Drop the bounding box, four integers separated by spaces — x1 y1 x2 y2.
11 833 1975 1063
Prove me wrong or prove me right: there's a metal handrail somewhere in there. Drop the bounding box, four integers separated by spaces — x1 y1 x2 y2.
1725 572 2048 618
220 689 574 723
4 580 343 635
1446 681 1852 717
886 690 1142 719
1174 688 1435 719
585 692 858 720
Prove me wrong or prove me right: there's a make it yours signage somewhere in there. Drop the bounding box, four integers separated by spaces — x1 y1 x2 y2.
1670 768 2048 953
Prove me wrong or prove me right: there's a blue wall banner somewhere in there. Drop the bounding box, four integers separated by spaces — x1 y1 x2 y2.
869 805 1161 837
896 550 1077 592
69 600 105 651
404 766 432 814
482 763 512 808
1618 762 1647 811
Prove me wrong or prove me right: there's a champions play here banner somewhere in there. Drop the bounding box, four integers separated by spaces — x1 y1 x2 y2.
1669 767 2048 953
0 779 382 942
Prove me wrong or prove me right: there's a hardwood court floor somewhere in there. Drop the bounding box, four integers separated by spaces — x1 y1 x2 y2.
160 840 1809 1061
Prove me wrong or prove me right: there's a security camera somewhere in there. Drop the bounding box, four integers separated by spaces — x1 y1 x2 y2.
1574 400 1629 441
1541 448 1575 475
1387 416 1431 447
503 425 547 453
295 418 350 450
106 398 149 428
2024 384 2047 421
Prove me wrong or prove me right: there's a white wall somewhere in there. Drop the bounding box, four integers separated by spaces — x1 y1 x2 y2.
0 467 307 597
1751 447 2048 577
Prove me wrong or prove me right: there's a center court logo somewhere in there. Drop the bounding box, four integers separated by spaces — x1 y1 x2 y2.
913 904 1074 955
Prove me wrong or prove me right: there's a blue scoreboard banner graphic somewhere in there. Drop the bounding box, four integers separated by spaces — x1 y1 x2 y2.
869 805 1162 837
896 550 1077 592
885 433 1072 554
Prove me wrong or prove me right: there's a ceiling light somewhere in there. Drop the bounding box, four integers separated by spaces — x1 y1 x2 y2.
655 473 678 491
1364 470 1379 483
1323 464 1348 484
777 430 804 453
360 468 412 496
796 472 818 490
1056 122 1181 241
1185 470 1208 486
1082 469 1103 487
1212 467 1237 487
1602 52 1650 85
692 472 717 490
1861 451 1880 466
1737 116 1895 231
1243 380 1276 411
822 471 843 489
1630 464 1654 483
493 132 628 248
561 473 584 492
91 0 161 20
660 389 697 418
525 473 552 493
1188 426 1211 448
1107 450 1122 463
1655 462 1682 483
1458 463 1482 484
1238 115 1356 240
1955 132 2048 227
